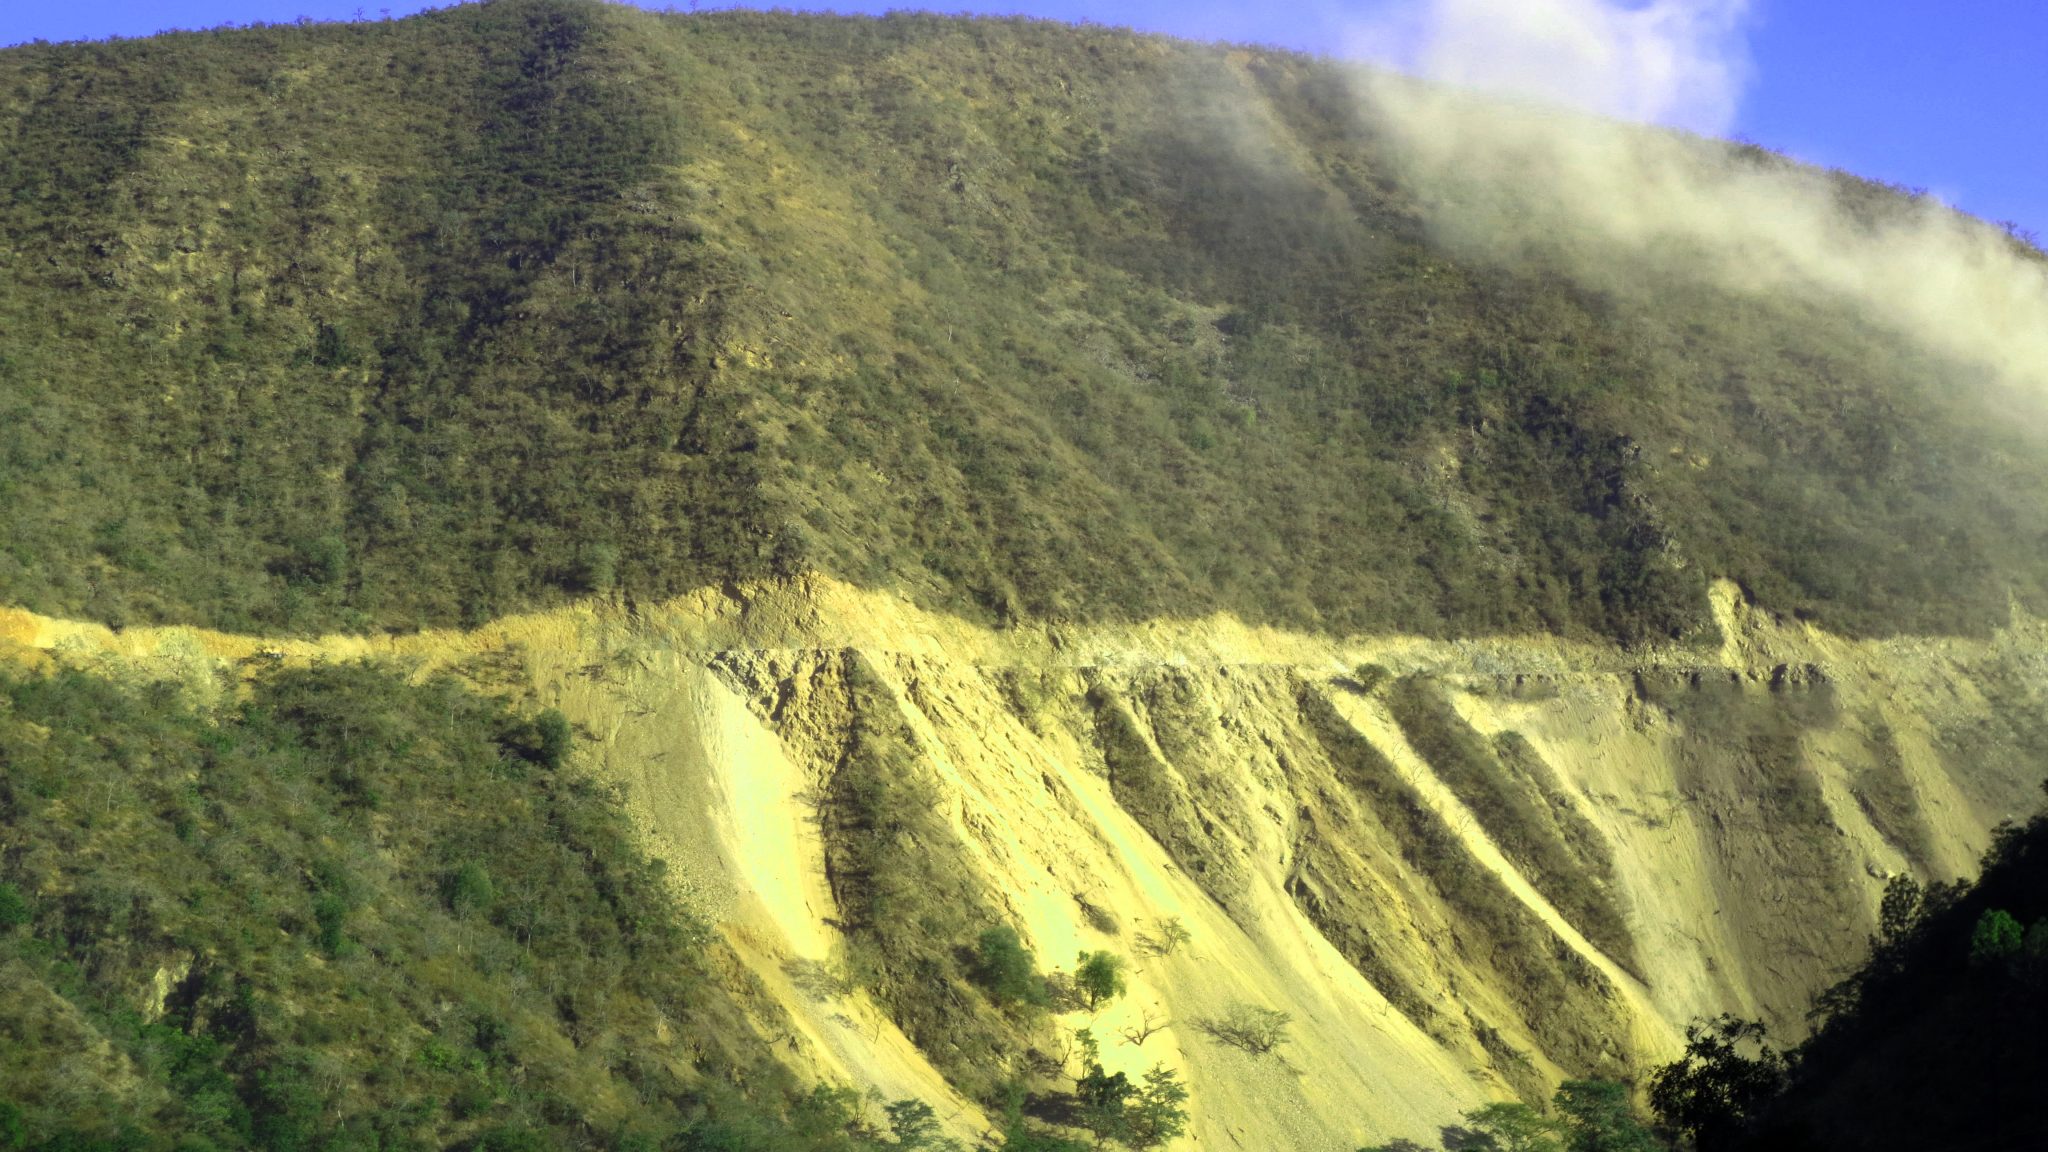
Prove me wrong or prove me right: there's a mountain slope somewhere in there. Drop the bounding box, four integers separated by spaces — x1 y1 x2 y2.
0 652 941 1150
1731 799 2048 1151
3 1 2047 642
7 573 2045 1148
6 5 2048 1149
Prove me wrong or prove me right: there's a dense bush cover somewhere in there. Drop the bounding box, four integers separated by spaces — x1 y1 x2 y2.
0 658 939 1151
1 2 2044 642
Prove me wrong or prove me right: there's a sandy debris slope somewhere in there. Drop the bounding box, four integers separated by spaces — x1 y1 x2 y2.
4 575 2044 1147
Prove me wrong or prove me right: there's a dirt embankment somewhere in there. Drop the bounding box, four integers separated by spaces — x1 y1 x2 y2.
5 576 2043 1148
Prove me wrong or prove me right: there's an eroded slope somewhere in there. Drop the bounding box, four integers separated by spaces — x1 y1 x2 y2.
7 576 2043 1148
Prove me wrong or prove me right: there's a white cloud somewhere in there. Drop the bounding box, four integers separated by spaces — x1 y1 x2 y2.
1316 0 2048 396
1347 0 1752 133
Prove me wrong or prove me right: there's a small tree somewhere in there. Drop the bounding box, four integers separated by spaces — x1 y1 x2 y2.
1066 1024 1186 1151
1074 1063 1135 1145
1139 916 1192 957
2025 918 2048 967
1126 1065 1190 1149
1876 875 1924 946
975 926 1048 1007
1649 1016 1785 1151
1118 1007 1170 1047
1460 1101 1566 1152
1552 1080 1659 1152
1074 951 1127 1010
445 862 495 920
1197 1001 1291 1056
1970 908 2024 965
882 1099 956 1151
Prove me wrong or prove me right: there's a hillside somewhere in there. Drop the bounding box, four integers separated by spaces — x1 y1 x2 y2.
3 0 2047 642
0 654 925 1150
1727 794 2048 1151
5 3 2048 1150
6 572 2046 1149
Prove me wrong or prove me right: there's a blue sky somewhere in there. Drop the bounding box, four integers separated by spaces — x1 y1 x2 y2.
2 1 2042 237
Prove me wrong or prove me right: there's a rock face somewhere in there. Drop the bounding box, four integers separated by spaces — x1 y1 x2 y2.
7 575 2045 1149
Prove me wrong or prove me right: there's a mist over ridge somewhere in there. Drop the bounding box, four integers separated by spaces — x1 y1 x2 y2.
1326 0 2048 398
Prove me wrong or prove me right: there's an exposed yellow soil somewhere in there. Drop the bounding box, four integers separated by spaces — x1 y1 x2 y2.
5 576 2043 1148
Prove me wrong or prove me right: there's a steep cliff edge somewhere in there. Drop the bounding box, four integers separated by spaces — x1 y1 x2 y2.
8 575 2041 1148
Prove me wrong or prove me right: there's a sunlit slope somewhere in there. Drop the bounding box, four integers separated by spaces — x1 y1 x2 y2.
8 4 2048 1144
5 1 2048 643
11 576 2044 1147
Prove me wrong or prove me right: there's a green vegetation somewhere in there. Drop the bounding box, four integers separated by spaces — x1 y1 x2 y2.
0 883 28 930
0 657 943 1150
1493 732 1621 895
1635 784 2048 1151
1362 1078 1663 1152
1386 677 1637 972
815 654 1036 1101
1194 1002 1292 1057
1085 681 1244 908
3 2 2046 643
0 0 780 634
1073 952 1127 1011
1967 908 2023 964
763 658 1181 1148
975 927 1051 1009
1048 1029 1189 1150
1928 649 2048 819
1072 1063 1188 1150
1632 670 1864 1024
5 4 2048 1148
1134 917 1191 958
1646 1017 1786 1152
1456 1101 1570 1152
1550 1081 1663 1152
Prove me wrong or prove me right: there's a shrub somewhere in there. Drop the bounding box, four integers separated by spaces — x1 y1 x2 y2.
1137 915 1191 957
974 926 1048 1008
0 884 29 931
445 863 496 920
313 893 351 957
1552 1080 1660 1152
1073 951 1126 1010
1970 908 2024 964
1458 1101 1565 1152
534 709 572 772
2027 918 2048 962
1196 1001 1291 1056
